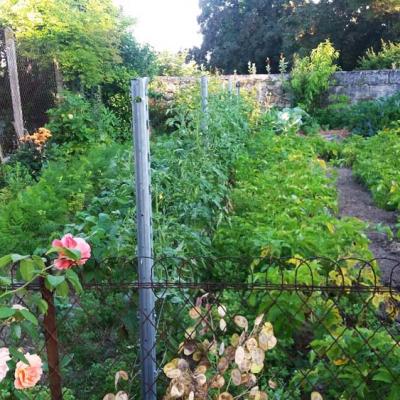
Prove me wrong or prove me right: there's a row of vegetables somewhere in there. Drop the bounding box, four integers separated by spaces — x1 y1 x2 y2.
0 83 399 399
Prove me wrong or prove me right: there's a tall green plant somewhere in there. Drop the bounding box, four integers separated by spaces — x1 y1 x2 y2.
290 41 339 113
358 40 400 70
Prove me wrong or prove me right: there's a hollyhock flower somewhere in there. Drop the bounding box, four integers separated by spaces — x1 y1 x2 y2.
14 353 43 389
0 348 11 382
52 234 91 270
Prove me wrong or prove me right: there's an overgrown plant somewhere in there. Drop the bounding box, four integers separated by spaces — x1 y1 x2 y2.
358 40 400 70
290 41 339 113
163 298 277 400
0 233 90 395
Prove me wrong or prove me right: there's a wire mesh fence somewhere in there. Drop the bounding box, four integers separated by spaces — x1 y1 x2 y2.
1 256 400 399
0 28 57 159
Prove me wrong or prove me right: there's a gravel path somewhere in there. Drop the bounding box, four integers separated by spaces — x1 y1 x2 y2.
337 168 400 285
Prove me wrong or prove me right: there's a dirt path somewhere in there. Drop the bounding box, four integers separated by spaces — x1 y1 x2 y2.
337 168 400 285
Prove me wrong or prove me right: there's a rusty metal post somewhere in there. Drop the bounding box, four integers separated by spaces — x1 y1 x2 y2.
41 280 63 400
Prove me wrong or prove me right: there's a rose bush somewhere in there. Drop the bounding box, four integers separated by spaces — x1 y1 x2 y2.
0 233 90 391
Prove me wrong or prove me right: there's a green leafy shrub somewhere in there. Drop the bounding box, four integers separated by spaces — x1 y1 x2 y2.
316 92 400 136
47 91 121 145
0 144 125 255
307 328 400 399
290 40 339 113
213 124 371 281
67 89 253 264
101 66 137 138
349 125 400 211
0 162 34 205
358 40 400 70
46 92 98 144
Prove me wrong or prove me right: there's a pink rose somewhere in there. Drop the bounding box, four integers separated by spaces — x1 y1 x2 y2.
52 234 91 270
0 347 11 382
14 353 43 389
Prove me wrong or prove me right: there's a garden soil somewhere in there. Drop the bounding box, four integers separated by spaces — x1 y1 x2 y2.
337 167 400 285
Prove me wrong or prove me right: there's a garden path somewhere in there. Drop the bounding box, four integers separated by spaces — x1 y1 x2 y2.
337 167 400 284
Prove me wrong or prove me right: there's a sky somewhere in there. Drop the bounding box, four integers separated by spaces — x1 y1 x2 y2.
114 0 202 52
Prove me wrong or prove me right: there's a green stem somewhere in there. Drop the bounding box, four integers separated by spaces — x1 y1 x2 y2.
0 265 54 300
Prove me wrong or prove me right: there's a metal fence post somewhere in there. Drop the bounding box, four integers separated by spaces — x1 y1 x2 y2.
200 75 208 131
4 27 24 140
0 143 5 164
228 76 233 95
131 78 157 400
236 81 241 97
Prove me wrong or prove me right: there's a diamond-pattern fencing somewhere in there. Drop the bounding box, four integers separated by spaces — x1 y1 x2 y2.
1 256 399 399
0 27 57 160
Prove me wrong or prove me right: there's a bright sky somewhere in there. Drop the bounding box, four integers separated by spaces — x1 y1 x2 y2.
114 0 202 52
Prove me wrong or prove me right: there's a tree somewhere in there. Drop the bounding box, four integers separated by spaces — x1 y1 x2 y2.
193 0 286 74
0 0 129 88
193 0 400 72
281 0 400 70
157 50 200 76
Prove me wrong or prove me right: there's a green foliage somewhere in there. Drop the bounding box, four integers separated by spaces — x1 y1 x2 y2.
316 92 400 136
194 0 400 73
100 35 158 135
358 40 400 70
290 41 339 113
7 144 46 180
119 33 158 77
157 50 200 76
213 122 371 281
0 162 34 205
46 92 98 144
0 144 125 255
46 91 121 145
0 0 128 88
67 88 253 264
348 126 400 211
0 383 76 400
307 328 400 399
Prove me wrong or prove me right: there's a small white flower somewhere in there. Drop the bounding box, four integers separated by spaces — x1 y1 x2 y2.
280 112 290 121
67 114 74 120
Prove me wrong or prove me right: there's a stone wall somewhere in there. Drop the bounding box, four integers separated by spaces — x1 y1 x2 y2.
330 70 400 103
153 69 400 108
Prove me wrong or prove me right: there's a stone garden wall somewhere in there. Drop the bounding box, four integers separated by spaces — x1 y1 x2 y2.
154 70 400 108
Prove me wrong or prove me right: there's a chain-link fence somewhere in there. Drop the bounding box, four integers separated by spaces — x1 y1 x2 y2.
0 28 57 159
1 256 400 400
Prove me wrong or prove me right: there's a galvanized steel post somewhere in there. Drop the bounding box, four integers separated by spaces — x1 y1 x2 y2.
236 81 241 96
228 76 233 95
131 78 157 400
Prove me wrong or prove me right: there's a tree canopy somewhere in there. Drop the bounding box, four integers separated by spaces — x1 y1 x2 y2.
192 0 400 73
0 0 157 87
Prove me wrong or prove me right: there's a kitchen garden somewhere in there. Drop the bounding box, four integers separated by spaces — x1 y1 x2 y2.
0 37 399 399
